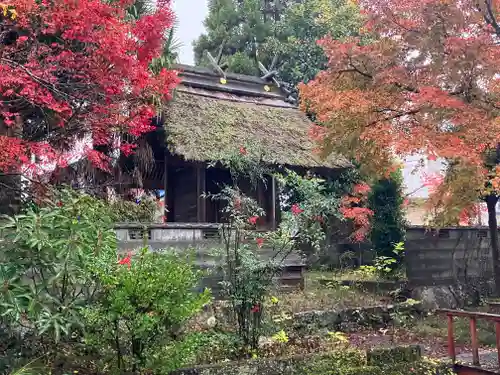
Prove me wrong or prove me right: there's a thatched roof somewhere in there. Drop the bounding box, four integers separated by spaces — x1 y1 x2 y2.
163 65 350 169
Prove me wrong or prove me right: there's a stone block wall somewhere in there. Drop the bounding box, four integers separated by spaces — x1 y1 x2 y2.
404 226 494 287
169 346 449 375
115 223 498 292
115 223 305 297
315 225 496 289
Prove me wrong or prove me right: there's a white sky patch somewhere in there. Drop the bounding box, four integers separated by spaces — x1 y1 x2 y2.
22 135 93 179
400 154 447 198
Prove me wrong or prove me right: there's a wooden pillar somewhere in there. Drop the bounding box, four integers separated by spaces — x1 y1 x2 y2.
447 314 456 363
256 179 264 206
163 153 168 222
469 317 480 366
257 179 266 227
271 175 277 230
196 164 206 222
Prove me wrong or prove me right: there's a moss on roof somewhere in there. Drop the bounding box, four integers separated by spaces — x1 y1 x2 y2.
163 91 350 169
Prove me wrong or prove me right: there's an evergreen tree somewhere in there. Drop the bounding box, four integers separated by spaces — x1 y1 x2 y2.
368 169 406 260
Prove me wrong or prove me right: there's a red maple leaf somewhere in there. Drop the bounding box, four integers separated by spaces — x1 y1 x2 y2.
250 304 260 313
248 216 259 225
0 0 178 180
256 237 265 248
291 204 304 216
118 251 132 269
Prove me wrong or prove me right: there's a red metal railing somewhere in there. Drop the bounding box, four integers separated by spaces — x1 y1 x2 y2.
437 309 500 370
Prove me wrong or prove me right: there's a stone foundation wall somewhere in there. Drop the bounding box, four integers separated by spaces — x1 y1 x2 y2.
114 223 306 297
170 346 448 375
291 302 424 333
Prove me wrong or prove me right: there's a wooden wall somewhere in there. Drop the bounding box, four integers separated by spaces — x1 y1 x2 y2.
166 162 277 229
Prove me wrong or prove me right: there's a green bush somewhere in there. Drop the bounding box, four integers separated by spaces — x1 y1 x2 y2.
169 348 454 375
367 345 421 366
194 331 244 364
0 189 117 342
276 169 344 251
333 361 453 375
381 359 455 375
111 195 158 222
300 350 365 375
300 347 453 375
0 189 117 373
210 185 274 355
341 366 383 375
83 249 211 374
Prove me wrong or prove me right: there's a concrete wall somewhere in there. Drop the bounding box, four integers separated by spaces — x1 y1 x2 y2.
115 223 498 290
316 225 496 289
404 199 429 226
115 223 221 255
404 226 494 287
115 223 305 296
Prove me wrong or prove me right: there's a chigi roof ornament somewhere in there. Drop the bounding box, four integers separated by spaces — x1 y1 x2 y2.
204 41 298 104
205 42 228 79
256 52 297 105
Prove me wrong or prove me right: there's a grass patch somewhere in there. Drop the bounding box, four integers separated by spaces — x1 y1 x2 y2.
273 272 386 314
308 270 381 282
308 269 406 283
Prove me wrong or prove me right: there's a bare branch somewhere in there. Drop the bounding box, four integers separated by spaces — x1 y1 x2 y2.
1 57 80 103
480 0 500 38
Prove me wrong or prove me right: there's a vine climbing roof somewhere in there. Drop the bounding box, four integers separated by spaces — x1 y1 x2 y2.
163 64 350 169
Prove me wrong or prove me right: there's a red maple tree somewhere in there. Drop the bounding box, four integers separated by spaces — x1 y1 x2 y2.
0 0 178 176
340 183 373 242
300 0 500 289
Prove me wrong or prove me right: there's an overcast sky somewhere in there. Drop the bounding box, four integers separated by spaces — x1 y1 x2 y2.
172 0 208 65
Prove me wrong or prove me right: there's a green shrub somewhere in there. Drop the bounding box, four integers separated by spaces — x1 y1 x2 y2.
111 195 158 222
210 185 274 355
300 349 365 375
83 249 211 374
298 348 452 375
276 169 344 251
194 331 243 364
148 331 211 374
367 345 421 366
382 359 455 375
209 149 348 356
335 361 453 375
341 366 383 375
169 349 454 375
0 188 117 343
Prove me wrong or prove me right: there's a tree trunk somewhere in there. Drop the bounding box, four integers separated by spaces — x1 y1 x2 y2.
486 194 500 295
0 117 22 215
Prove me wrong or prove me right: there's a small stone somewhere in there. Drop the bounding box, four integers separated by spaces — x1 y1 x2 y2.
206 316 217 328
258 336 274 347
